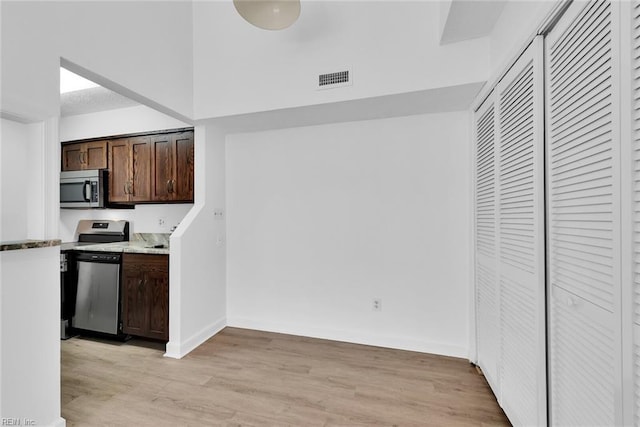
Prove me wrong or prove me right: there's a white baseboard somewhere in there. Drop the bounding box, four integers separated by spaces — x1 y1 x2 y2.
164 316 226 359
227 317 468 359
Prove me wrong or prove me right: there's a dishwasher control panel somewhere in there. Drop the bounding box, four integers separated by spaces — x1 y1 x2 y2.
76 252 122 263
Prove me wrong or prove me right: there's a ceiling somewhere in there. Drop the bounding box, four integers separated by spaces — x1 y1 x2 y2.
60 86 140 117
58 0 501 120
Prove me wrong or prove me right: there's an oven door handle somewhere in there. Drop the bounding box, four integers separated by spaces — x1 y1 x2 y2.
83 180 91 202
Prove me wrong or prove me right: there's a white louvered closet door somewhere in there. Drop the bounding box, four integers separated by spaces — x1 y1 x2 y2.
495 36 546 427
546 0 623 425
474 91 500 396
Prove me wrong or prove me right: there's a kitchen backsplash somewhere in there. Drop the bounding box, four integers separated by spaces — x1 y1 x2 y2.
131 233 171 247
59 204 192 242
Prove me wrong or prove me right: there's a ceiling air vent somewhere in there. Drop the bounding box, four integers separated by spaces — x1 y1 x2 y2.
317 69 352 90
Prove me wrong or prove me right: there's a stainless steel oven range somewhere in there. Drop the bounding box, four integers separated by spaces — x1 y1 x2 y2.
64 220 129 338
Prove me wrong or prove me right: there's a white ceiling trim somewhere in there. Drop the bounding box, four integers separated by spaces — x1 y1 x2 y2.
206 82 486 134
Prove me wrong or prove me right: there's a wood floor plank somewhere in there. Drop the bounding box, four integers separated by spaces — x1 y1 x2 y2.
61 327 509 426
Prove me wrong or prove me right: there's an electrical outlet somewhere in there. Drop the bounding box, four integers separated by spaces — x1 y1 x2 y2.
214 209 224 220
373 298 382 312
158 217 166 227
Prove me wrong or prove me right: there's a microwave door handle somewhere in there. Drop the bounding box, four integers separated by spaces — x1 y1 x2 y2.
83 180 91 202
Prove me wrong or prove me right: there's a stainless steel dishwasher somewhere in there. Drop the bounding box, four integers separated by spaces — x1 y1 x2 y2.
73 252 122 335
68 219 130 337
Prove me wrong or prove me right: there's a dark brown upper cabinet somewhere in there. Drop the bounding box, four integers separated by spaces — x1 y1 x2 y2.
61 140 108 171
150 131 194 203
108 137 152 203
62 128 193 205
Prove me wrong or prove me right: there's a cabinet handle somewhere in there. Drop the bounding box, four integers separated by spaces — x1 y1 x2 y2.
124 183 129 195
129 181 134 196
83 152 87 164
172 179 175 193
166 180 171 194
138 279 144 291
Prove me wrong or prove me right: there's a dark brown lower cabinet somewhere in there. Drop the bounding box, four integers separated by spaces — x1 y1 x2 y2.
122 253 169 341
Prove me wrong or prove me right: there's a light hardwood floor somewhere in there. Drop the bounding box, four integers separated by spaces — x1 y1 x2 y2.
61 328 509 426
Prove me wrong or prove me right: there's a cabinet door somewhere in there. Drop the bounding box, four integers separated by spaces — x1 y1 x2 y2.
130 136 151 202
150 134 173 201
172 131 194 202
145 256 169 341
122 254 169 341
62 143 83 171
121 264 146 337
108 138 131 203
84 140 108 170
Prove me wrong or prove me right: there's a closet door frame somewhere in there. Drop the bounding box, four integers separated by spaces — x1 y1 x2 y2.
621 1 634 425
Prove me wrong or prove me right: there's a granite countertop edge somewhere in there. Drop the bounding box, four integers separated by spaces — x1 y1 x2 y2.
61 242 170 255
0 239 62 252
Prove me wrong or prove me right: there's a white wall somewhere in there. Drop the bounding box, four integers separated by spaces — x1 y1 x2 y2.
58 105 193 242
1 119 29 241
0 1 193 121
193 1 489 119
1 119 45 241
226 111 472 358
0 246 62 427
166 124 226 358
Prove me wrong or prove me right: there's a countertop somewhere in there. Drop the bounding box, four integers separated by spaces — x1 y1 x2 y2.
61 241 170 255
1 239 61 252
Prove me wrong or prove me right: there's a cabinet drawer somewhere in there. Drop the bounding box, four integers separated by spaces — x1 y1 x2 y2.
123 253 168 269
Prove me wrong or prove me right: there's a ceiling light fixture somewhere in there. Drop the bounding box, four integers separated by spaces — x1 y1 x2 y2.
233 0 300 31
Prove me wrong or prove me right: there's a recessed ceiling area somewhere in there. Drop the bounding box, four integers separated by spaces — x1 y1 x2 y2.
60 67 139 117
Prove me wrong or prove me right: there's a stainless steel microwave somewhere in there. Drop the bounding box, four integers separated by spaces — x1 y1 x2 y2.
60 169 106 208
